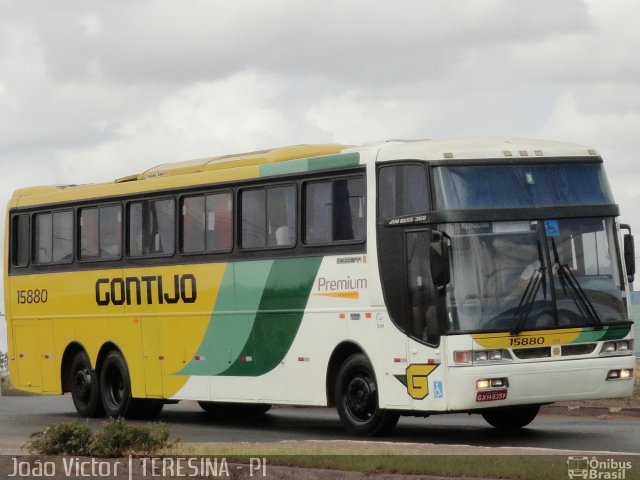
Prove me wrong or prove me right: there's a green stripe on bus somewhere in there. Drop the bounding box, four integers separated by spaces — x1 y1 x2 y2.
259 152 359 177
179 260 274 376
220 256 323 376
179 256 322 377
574 324 632 343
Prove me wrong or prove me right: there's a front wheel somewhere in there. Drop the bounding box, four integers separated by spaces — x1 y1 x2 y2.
70 351 104 418
481 405 540 429
335 353 399 436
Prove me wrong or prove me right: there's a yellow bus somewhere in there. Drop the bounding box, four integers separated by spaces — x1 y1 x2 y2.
4 139 636 435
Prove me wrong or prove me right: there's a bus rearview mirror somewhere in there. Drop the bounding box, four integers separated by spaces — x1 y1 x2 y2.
623 233 635 281
620 224 635 283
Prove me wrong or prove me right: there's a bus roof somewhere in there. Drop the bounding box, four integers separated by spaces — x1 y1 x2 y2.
373 137 599 162
9 138 599 208
10 144 350 207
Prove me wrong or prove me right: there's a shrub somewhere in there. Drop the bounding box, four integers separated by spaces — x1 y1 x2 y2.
0 351 7 374
28 421 93 456
28 418 171 457
89 418 170 457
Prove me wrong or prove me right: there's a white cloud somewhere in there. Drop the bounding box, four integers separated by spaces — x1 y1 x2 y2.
54 71 333 184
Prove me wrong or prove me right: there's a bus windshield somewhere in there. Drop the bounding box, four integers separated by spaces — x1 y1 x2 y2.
433 163 614 209
444 218 628 333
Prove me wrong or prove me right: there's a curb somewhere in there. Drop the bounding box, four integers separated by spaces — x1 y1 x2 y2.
541 404 640 418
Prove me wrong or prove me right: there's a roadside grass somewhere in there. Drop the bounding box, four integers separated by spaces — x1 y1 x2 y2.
163 444 578 480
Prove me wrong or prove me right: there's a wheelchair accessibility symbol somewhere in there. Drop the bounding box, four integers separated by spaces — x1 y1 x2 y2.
434 381 444 399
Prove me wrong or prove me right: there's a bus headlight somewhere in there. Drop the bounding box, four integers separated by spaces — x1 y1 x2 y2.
617 341 630 352
474 349 505 362
600 340 634 355
489 350 503 361
607 369 634 380
476 379 491 389
476 378 509 389
474 351 488 362
454 349 511 364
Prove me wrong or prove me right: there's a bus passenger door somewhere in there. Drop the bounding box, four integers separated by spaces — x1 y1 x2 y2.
405 229 447 409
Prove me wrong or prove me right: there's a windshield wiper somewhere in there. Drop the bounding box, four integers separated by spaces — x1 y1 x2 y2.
511 240 546 335
551 238 602 330
511 268 543 335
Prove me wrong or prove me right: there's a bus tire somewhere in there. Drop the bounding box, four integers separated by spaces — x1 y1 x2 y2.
197 401 272 416
335 353 399 436
481 405 540 429
126 399 164 420
70 351 105 418
99 350 132 418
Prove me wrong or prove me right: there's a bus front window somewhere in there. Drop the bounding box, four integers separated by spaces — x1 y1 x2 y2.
444 218 627 333
548 218 626 327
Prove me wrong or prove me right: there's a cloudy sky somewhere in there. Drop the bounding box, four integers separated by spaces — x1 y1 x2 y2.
1 0 640 347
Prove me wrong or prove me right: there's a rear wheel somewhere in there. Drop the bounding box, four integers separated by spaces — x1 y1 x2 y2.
481 405 540 429
99 351 132 418
335 353 399 436
70 351 104 418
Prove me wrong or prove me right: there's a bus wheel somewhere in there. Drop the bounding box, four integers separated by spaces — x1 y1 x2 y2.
335 354 399 436
70 351 104 418
99 351 132 417
481 405 540 429
126 399 164 420
197 401 272 416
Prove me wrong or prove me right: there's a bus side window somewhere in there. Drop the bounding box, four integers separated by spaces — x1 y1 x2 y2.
240 189 266 249
11 214 30 267
79 208 100 259
266 186 295 247
304 176 365 244
34 212 53 263
33 210 73 264
128 199 175 257
378 164 429 221
53 211 73 262
240 185 295 249
207 193 232 251
99 205 122 258
182 196 206 252
182 192 232 253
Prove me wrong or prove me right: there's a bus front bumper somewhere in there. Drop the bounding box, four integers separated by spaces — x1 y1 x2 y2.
444 355 636 412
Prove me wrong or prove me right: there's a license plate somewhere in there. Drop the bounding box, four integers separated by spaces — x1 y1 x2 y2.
476 389 508 402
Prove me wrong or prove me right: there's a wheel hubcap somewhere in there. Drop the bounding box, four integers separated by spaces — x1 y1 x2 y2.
106 366 124 407
346 375 377 421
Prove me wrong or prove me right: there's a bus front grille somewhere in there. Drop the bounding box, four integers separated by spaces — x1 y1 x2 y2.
512 343 597 359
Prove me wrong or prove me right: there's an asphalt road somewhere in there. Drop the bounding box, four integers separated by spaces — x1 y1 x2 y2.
1 395 639 455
